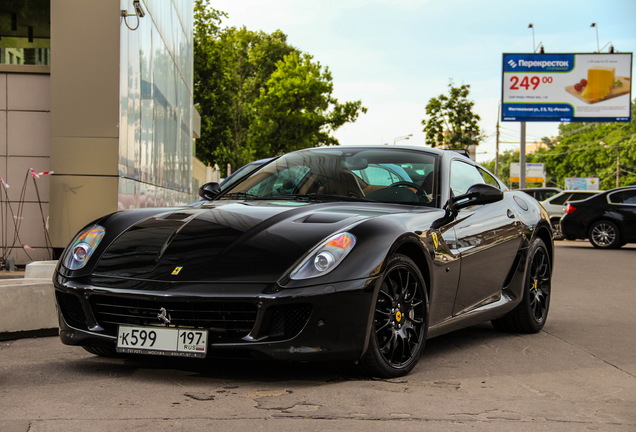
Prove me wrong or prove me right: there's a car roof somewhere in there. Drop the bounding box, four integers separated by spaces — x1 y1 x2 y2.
312 144 478 164
518 187 562 192
597 186 636 195
553 190 601 194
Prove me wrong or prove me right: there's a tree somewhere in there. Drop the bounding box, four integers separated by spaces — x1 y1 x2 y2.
482 149 519 187
422 82 483 150
193 1 230 164
249 52 366 156
207 27 299 169
193 1 366 170
533 114 636 189
482 100 636 189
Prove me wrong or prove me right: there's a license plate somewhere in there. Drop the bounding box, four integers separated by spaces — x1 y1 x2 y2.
117 325 208 358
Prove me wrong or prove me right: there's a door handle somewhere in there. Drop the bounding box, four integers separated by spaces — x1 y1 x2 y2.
507 209 516 219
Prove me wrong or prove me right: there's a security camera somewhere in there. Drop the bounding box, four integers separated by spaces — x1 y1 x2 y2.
133 1 145 18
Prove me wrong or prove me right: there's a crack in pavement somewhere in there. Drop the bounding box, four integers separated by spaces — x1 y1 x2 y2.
542 329 636 379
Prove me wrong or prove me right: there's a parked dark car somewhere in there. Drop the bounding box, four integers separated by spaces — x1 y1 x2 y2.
54 146 553 377
540 190 601 239
517 187 562 202
561 186 636 249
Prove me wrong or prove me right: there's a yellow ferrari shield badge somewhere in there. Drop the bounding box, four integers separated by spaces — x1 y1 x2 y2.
171 266 183 275
431 232 439 249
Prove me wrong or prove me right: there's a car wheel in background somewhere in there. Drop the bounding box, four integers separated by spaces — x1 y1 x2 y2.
360 254 428 378
589 220 621 249
492 238 551 333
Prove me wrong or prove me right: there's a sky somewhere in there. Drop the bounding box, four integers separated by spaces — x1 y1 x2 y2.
211 0 636 162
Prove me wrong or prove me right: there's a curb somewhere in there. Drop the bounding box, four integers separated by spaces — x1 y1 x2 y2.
0 261 58 340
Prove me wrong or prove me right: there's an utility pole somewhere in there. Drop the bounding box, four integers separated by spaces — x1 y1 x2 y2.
520 122 526 188
495 121 500 178
495 103 500 178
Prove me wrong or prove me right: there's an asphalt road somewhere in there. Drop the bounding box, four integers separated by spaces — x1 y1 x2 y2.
1 241 635 432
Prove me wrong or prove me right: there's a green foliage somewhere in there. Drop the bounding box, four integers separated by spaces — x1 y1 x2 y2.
484 101 636 189
193 1 366 170
250 52 366 155
481 149 519 186
422 82 483 150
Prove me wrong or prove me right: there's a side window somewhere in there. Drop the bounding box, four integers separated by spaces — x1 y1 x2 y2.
570 192 596 201
550 193 572 205
625 192 636 204
450 160 487 196
247 166 310 196
477 167 500 188
534 191 548 201
609 190 636 204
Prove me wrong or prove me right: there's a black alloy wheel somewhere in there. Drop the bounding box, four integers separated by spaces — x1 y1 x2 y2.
527 243 551 325
492 238 551 333
360 254 428 377
589 220 621 249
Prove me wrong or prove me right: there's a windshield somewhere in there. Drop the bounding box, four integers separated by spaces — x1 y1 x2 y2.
220 148 438 205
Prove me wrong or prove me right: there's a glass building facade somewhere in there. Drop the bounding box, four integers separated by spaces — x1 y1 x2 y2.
118 0 194 209
1 0 199 264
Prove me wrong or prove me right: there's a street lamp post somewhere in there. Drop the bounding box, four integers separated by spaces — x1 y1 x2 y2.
394 134 413 145
591 23 600 52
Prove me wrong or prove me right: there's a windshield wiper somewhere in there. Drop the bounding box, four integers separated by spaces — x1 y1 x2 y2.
289 194 369 202
247 194 367 202
220 192 258 200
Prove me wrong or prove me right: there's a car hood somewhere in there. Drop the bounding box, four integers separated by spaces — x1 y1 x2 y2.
92 200 421 283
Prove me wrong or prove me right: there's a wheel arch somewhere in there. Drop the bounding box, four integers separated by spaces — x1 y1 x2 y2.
533 224 554 272
391 239 432 300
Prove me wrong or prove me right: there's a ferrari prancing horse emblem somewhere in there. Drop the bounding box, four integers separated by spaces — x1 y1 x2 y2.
171 266 183 275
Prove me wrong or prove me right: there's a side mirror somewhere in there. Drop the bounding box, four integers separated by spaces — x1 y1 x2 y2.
431 184 504 229
451 183 504 210
198 182 221 200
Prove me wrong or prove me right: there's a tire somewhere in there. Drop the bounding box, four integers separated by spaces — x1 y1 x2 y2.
82 345 121 357
492 238 551 333
359 254 428 378
588 220 621 249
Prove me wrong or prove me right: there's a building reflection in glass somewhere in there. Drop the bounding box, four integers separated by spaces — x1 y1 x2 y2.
118 0 194 209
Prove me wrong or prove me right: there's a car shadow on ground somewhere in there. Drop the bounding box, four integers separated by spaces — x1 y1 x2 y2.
59 323 507 383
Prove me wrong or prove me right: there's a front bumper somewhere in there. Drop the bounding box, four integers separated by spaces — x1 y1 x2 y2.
54 274 378 362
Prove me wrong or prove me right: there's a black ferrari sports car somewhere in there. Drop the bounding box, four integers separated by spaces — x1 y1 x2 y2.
54 146 554 377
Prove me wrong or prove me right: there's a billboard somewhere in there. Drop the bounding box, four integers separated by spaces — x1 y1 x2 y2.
510 163 545 183
565 178 600 190
502 53 632 122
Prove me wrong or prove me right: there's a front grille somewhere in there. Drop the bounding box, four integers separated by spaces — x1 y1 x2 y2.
90 294 257 342
267 304 312 340
56 291 87 329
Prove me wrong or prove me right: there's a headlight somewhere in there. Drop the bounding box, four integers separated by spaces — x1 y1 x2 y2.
290 232 356 280
62 225 106 270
